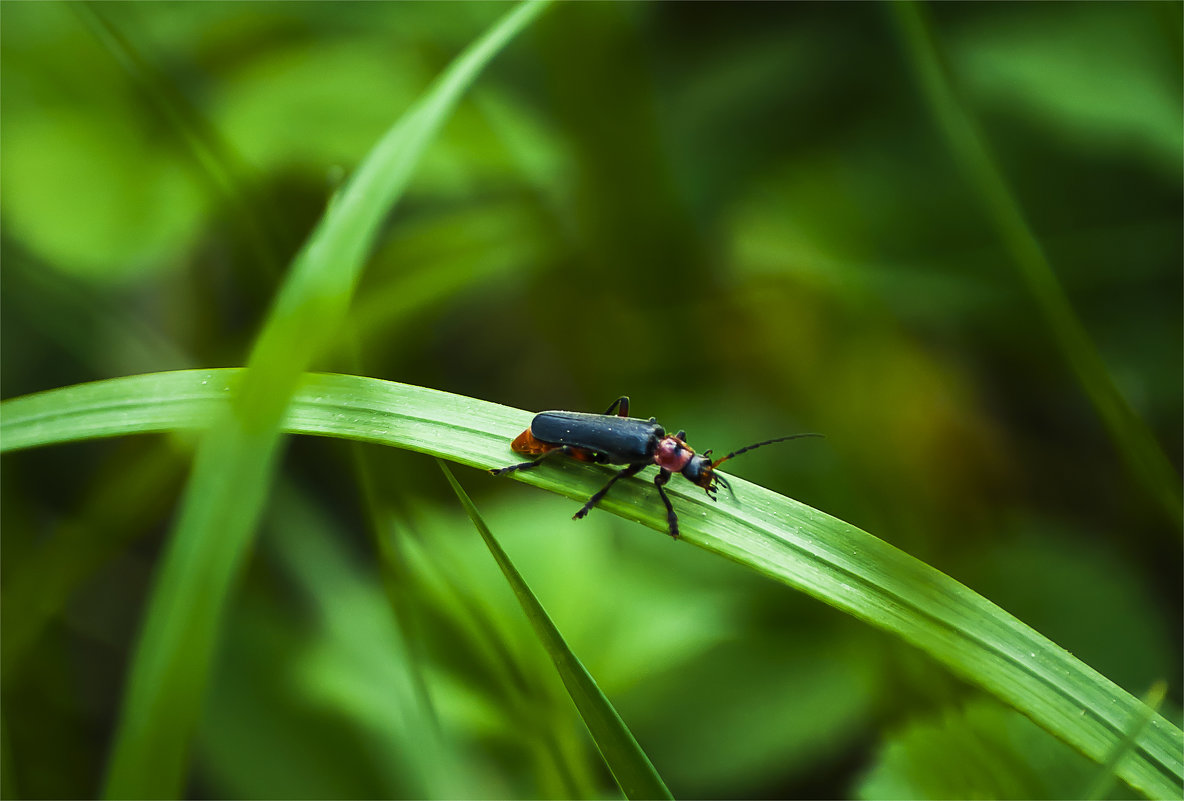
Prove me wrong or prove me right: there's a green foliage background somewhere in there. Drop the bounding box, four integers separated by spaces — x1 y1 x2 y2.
1 2 1180 799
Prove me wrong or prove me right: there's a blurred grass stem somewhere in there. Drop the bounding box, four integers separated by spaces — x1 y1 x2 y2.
99 3 552 796
892 1 1183 532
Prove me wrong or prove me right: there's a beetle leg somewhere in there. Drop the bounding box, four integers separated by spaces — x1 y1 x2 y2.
602 396 630 417
573 462 647 520
653 470 680 539
490 446 582 476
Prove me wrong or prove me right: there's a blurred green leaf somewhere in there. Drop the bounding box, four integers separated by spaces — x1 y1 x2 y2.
216 41 428 171
269 484 457 797
623 634 880 795
199 592 393 800
0 442 186 684
955 5 1183 173
856 699 1112 800
1 107 206 280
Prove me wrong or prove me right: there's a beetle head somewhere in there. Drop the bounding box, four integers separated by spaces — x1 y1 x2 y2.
681 452 733 500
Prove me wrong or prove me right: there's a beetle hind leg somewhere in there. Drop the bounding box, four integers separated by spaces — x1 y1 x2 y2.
573 462 647 520
603 396 630 417
490 446 577 476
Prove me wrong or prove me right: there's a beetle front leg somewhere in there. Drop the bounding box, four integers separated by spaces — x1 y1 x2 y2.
653 470 680 539
573 462 647 520
490 446 581 476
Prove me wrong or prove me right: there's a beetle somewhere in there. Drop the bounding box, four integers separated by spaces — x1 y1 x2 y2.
489 396 821 539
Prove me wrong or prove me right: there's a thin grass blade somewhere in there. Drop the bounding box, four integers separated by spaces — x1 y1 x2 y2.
436 460 673 801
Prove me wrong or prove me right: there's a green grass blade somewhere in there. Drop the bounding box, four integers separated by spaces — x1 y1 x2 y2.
890 1 1183 532
2 369 1181 799
90 3 550 796
436 460 674 801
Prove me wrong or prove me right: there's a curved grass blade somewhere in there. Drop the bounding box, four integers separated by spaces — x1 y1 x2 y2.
437 460 673 801
91 3 551 797
2 369 1181 799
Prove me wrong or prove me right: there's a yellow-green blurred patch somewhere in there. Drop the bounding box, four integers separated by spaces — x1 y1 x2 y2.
2 107 205 281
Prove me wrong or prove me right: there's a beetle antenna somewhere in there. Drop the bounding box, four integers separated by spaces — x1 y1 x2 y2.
711 433 824 468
